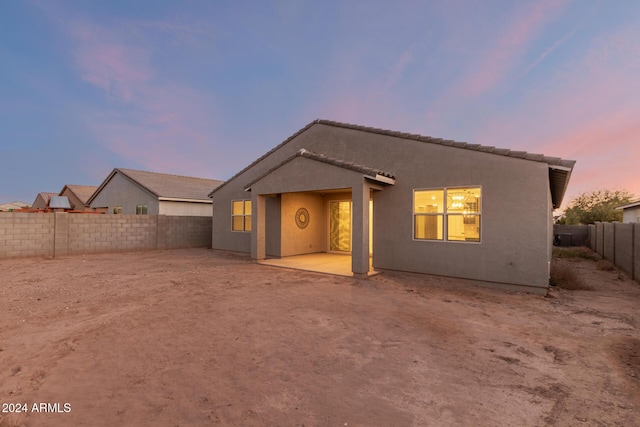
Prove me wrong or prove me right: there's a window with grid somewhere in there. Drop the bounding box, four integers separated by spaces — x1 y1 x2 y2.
232 200 252 232
414 187 481 242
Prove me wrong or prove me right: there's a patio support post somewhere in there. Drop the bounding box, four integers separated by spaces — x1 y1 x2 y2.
252 194 266 260
352 181 370 278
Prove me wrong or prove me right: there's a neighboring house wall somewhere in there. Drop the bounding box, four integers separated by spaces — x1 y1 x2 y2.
61 188 84 210
622 206 640 223
31 194 54 210
90 173 159 215
159 200 212 216
0 213 211 259
211 123 555 291
60 188 92 211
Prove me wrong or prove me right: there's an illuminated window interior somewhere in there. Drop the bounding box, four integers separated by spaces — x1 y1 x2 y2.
232 200 252 232
414 187 481 242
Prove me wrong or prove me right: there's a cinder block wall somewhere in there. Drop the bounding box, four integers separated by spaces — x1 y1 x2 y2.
0 213 54 258
614 223 634 278
162 216 212 249
0 213 212 259
68 214 158 254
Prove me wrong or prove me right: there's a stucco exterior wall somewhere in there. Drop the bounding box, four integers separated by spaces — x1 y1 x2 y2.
280 192 324 256
211 123 555 290
31 195 49 210
90 173 159 215
622 207 640 223
159 200 212 216
60 188 89 211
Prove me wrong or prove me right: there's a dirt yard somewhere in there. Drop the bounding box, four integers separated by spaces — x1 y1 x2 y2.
1 248 638 426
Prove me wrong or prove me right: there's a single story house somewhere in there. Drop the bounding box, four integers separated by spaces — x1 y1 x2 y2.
59 184 98 211
209 120 575 294
615 200 640 223
0 201 30 212
31 192 58 210
88 168 223 216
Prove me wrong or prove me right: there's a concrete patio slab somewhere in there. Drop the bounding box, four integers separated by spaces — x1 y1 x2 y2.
259 253 377 277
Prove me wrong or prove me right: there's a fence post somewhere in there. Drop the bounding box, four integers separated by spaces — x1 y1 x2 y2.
53 213 69 258
633 223 637 281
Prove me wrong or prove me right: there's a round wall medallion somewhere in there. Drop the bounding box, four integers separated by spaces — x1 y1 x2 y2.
295 208 310 229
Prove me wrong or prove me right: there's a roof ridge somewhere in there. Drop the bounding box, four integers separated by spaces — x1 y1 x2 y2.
315 119 576 167
209 119 576 197
243 148 396 190
117 167 222 183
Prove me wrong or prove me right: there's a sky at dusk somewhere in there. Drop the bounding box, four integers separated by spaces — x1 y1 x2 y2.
1 0 639 209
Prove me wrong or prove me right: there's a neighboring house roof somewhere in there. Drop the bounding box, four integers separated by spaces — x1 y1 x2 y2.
88 168 224 205
59 185 99 205
0 201 30 211
32 192 58 207
615 200 640 210
49 196 72 209
209 119 576 208
244 148 397 190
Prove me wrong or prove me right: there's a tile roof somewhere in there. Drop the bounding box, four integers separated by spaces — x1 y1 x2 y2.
34 192 57 204
316 119 576 169
60 185 99 205
244 148 396 190
298 148 396 180
210 119 576 207
103 168 223 201
0 201 30 211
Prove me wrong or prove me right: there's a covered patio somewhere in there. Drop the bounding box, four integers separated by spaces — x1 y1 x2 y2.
259 253 377 277
245 148 395 278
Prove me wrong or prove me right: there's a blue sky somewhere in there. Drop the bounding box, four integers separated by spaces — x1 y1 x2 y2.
1 0 639 208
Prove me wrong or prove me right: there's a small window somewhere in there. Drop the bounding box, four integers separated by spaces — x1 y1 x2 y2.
136 205 148 215
232 200 252 232
113 207 123 215
414 187 481 242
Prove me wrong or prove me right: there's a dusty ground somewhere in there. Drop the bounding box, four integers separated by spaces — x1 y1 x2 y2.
0 248 638 427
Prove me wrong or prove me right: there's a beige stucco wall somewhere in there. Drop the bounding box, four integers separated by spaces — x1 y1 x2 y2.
159 200 212 216
280 192 324 256
211 123 554 291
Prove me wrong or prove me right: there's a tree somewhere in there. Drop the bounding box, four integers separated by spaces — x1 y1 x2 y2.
558 189 635 224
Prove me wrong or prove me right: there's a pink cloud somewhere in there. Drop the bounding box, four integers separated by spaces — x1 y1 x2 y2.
69 23 153 103
474 25 640 205
50 14 229 179
455 0 570 97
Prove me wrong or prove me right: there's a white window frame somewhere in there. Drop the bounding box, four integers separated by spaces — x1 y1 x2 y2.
413 186 482 243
